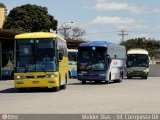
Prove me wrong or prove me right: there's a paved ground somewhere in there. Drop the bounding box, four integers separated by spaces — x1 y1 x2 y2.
0 77 160 114
149 64 160 77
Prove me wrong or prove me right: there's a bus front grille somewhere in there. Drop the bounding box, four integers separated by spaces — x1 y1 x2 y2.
25 75 45 78
25 76 34 78
37 75 45 78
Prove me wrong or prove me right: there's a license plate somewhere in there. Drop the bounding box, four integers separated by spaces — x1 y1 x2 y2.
32 81 39 84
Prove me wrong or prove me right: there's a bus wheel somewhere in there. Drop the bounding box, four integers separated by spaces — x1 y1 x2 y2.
142 76 147 79
105 80 109 84
82 80 86 84
61 84 66 89
118 73 123 83
55 76 61 91
127 76 132 79
106 73 111 84
61 73 67 89
55 85 60 91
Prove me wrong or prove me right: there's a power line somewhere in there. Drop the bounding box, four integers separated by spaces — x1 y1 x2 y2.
86 30 160 35
86 31 115 35
127 31 160 34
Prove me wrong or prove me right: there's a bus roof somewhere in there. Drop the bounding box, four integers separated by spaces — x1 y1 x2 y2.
79 41 112 47
15 32 57 39
127 49 148 55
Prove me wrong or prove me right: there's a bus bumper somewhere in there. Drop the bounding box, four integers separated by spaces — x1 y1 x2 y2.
127 71 148 78
77 71 106 81
14 78 59 88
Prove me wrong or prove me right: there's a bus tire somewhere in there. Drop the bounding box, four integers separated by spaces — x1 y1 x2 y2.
142 76 147 79
61 84 66 89
118 72 123 83
105 80 109 84
127 76 132 79
55 86 60 91
55 74 61 91
82 80 86 84
55 79 60 91
61 73 67 89
105 73 111 84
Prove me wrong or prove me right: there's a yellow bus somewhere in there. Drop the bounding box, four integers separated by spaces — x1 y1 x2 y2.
14 32 68 92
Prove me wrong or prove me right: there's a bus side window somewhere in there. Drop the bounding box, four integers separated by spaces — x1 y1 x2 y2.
73 55 76 61
9 51 14 64
58 51 63 61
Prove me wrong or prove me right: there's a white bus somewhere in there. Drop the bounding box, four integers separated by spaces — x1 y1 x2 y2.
126 48 149 79
68 49 78 78
77 41 126 84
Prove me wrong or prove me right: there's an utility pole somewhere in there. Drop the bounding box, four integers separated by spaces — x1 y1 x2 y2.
118 30 128 42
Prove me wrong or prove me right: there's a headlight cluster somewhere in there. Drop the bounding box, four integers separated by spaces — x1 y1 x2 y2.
16 75 25 79
99 74 106 76
143 69 148 73
78 73 83 76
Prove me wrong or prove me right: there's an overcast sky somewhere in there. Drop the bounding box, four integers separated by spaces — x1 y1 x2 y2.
1 0 160 43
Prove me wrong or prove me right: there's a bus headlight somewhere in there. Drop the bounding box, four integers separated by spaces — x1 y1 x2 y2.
17 76 21 79
143 69 148 73
78 73 83 76
99 74 106 76
16 76 24 79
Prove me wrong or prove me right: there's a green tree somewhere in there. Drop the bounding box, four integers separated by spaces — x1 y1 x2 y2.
3 4 57 32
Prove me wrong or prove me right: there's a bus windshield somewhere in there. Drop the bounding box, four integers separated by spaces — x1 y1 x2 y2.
15 38 57 72
127 54 149 67
78 47 107 71
68 52 77 62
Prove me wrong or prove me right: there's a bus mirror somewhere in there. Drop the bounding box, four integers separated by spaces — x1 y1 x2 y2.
58 52 63 61
107 55 111 63
108 58 111 63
